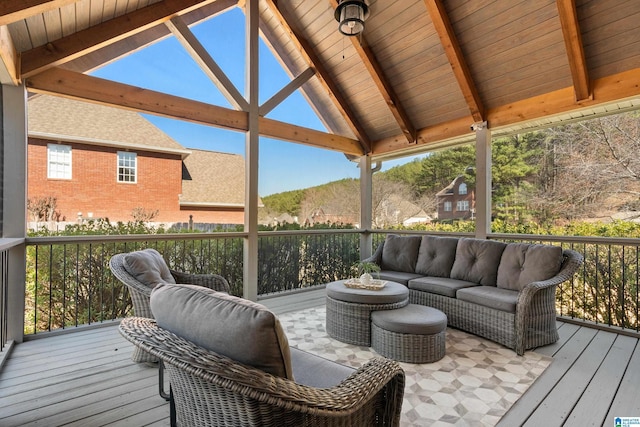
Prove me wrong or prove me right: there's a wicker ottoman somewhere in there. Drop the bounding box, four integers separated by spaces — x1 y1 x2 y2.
371 304 447 363
326 280 409 346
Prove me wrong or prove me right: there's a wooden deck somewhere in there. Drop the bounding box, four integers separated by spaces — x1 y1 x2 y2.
1 319 639 426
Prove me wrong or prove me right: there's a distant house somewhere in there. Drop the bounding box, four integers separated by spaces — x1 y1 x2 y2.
436 175 475 221
27 94 251 228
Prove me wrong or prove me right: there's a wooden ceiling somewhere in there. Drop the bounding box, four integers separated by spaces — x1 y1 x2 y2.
2 0 640 160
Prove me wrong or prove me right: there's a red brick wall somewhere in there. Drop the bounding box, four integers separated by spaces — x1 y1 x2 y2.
28 138 183 223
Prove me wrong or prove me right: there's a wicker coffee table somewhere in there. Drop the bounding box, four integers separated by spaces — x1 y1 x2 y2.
325 279 409 346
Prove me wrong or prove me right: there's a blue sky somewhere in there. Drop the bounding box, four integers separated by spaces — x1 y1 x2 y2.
92 8 418 196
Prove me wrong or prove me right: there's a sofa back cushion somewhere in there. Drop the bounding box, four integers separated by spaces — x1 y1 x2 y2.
497 243 563 291
380 234 422 273
150 283 293 380
450 238 507 286
414 235 459 277
123 248 176 286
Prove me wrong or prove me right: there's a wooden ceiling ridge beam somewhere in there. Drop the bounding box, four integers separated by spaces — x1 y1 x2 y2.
25 67 362 155
19 0 219 78
0 25 19 85
0 0 78 26
556 0 590 102
264 0 371 154
165 16 250 111
328 0 416 144
424 0 484 123
373 67 640 156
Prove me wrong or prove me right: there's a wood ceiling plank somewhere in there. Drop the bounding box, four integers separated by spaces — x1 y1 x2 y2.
424 0 484 123
0 0 78 26
25 67 363 155
20 0 218 78
265 0 372 153
557 0 590 101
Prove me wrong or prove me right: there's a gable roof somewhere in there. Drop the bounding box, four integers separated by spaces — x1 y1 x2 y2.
5 1 640 161
180 149 259 207
27 94 190 156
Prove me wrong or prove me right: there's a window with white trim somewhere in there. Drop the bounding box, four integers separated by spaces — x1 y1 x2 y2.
459 183 467 195
118 151 137 183
443 201 452 212
47 144 72 179
457 200 470 211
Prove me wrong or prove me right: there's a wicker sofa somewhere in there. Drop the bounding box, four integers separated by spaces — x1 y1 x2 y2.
119 283 405 427
364 234 584 355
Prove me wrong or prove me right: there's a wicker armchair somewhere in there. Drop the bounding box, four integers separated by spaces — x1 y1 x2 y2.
119 316 405 427
109 250 230 363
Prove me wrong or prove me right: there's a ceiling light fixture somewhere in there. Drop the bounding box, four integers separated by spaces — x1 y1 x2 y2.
334 0 370 37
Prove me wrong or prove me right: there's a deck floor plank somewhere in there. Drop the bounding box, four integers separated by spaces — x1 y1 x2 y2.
522 329 618 426
565 334 638 427
1 319 639 426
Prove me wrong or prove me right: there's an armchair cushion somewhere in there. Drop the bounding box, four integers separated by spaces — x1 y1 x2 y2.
415 235 459 277
450 238 506 286
123 248 176 286
381 234 422 273
150 283 293 379
289 348 355 388
497 243 563 291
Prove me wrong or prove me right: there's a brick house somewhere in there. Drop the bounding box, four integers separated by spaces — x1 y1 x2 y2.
436 175 475 221
27 95 249 228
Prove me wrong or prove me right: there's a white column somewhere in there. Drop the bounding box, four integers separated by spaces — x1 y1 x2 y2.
474 121 491 239
359 155 373 259
2 84 28 342
243 0 259 301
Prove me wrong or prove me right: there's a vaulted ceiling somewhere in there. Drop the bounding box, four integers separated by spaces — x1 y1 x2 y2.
2 0 640 161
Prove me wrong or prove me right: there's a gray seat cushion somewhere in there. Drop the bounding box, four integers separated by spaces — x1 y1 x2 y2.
371 304 447 335
150 283 293 380
326 280 409 304
456 286 519 313
450 238 507 286
290 347 355 388
408 276 479 298
377 270 424 286
497 243 563 291
123 248 176 286
414 235 458 277
380 234 422 273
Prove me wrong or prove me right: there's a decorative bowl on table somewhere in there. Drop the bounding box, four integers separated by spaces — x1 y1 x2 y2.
344 278 387 291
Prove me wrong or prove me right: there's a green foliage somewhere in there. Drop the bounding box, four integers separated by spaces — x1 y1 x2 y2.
262 189 305 216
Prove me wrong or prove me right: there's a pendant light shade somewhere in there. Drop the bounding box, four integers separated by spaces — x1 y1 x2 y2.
334 0 370 36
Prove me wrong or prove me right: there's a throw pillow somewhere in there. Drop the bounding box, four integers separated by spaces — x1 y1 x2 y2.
123 248 176 286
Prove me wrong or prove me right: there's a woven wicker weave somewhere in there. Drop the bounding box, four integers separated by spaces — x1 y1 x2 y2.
326 296 408 346
109 252 230 363
119 317 405 427
409 248 584 355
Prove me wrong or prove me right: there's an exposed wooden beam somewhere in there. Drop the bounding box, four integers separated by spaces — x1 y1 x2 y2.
165 16 249 111
328 0 416 144
25 67 363 155
265 0 372 153
373 67 640 156
0 25 20 85
0 0 78 26
424 0 484 123
20 0 218 78
259 67 315 116
557 0 590 101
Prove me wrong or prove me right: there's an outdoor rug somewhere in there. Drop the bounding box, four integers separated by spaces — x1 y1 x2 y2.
278 306 552 426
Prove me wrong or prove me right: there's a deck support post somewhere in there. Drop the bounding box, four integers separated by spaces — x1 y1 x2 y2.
359 155 373 259
473 121 491 239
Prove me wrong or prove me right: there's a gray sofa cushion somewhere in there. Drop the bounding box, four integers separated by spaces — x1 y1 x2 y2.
290 347 354 388
150 283 293 380
456 286 519 313
408 276 479 298
371 304 447 335
377 270 424 286
123 248 176 286
381 234 422 273
414 235 458 277
497 243 563 291
450 238 507 286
